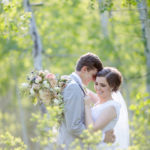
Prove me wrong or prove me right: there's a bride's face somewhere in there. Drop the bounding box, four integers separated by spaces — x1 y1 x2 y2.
94 77 112 99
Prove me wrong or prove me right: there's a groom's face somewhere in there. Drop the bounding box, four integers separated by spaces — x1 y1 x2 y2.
82 67 98 86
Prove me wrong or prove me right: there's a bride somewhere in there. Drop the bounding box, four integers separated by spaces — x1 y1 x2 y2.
85 67 129 149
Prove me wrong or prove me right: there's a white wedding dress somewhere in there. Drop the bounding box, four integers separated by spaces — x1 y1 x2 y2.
91 100 121 150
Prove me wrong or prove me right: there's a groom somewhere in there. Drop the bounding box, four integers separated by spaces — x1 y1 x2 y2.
58 53 115 149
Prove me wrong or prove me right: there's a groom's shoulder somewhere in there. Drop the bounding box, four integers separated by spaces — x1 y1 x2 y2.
65 79 78 89
62 78 79 93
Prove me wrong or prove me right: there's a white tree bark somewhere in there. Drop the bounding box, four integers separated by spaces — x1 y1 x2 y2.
24 0 42 71
137 0 150 93
98 0 109 37
23 0 47 114
23 1 47 149
2 0 9 4
16 83 29 149
10 58 29 149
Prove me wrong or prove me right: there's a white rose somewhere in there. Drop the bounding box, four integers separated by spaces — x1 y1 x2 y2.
21 83 29 90
54 98 60 105
35 76 42 84
54 87 61 93
30 88 35 96
43 81 49 88
44 70 49 74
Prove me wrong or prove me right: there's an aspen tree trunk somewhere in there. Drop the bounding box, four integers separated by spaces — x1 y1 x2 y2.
10 58 29 149
23 0 47 114
24 0 42 71
137 0 150 93
98 0 109 37
16 82 30 149
23 1 48 149
2 0 9 4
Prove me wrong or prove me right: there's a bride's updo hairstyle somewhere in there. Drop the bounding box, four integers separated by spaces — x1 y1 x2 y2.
97 67 123 92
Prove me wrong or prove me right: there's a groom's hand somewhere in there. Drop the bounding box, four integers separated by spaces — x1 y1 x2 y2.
103 129 115 143
84 96 93 107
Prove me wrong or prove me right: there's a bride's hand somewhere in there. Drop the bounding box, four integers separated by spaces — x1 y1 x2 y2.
84 96 93 107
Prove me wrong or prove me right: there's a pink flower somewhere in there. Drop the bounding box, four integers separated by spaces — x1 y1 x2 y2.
45 73 56 88
45 73 55 80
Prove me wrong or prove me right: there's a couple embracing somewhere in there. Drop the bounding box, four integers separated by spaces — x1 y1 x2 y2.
58 53 129 150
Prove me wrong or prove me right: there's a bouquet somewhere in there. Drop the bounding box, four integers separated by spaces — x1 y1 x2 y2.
21 70 71 123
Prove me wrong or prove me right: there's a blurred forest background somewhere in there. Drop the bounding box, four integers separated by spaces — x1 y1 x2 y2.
0 0 150 149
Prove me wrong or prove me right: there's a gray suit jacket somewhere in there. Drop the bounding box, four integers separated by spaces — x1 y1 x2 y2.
58 73 86 150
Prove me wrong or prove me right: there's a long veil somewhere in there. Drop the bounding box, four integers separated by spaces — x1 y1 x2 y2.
112 91 130 149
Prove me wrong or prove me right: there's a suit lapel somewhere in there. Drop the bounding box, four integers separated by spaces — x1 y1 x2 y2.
70 74 86 96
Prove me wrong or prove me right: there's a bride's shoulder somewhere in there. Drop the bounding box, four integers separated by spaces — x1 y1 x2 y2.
108 100 121 108
107 101 121 118
104 100 121 113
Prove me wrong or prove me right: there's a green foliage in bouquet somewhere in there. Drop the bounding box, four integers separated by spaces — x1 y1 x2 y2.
0 132 27 150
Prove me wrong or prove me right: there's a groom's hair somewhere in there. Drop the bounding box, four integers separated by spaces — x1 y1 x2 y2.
76 53 103 71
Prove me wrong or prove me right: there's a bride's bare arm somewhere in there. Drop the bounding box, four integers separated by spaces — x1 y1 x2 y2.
84 96 116 143
84 96 117 132
85 106 116 132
